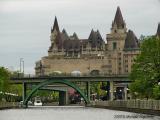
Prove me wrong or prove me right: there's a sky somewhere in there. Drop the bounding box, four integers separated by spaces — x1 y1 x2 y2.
0 0 160 74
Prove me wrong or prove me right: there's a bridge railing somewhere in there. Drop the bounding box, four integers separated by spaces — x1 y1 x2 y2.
11 73 128 78
91 100 160 111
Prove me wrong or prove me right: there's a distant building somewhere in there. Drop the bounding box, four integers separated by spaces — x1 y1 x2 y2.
35 6 140 76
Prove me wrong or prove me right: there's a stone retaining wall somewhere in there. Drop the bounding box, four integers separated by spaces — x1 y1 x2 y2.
91 100 160 111
0 102 18 110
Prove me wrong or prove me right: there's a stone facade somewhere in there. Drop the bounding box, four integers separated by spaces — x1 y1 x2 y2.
35 6 140 76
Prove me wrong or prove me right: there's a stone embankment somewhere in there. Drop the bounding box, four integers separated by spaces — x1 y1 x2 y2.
91 100 160 116
0 102 18 110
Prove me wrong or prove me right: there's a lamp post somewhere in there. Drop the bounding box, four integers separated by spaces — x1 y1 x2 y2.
20 58 23 73
22 60 24 74
20 58 24 75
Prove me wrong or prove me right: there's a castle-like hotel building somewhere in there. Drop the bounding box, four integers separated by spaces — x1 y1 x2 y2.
35 6 160 76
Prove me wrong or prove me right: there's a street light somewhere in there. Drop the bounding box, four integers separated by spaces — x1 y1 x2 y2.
22 60 24 74
20 58 23 73
20 58 24 74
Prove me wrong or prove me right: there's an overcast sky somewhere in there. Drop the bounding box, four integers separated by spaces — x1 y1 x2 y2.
0 0 160 74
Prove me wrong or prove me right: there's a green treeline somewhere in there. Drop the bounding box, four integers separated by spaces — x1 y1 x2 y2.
129 36 160 99
0 67 22 102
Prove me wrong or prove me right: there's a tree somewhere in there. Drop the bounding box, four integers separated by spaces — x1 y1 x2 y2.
90 82 107 99
129 36 160 99
0 67 22 101
0 67 10 92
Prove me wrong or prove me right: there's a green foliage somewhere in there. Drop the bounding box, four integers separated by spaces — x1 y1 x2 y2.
0 67 23 101
10 84 22 96
30 90 59 102
153 85 160 99
91 82 106 99
0 67 10 92
129 36 160 99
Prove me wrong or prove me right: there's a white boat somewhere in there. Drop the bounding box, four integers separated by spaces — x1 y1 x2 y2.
34 98 42 106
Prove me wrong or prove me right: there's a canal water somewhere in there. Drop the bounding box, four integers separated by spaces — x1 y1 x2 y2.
0 106 159 120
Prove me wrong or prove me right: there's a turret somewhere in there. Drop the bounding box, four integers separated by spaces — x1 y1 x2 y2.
124 30 139 50
61 29 69 41
51 16 60 33
88 29 104 49
49 16 63 53
111 6 127 33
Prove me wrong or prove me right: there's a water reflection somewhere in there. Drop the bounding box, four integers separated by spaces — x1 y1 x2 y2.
0 106 159 120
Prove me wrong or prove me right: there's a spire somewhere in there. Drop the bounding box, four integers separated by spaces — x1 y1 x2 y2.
69 32 79 40
96 30 103 40
52 16 60 32
113 6 125 29
156 23 160 37
124 30 139 50
88 29 96 40
62 29 67 34
61 29 69 40
50 16 63 50
73 32 79 40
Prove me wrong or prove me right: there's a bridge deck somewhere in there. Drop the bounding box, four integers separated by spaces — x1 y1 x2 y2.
10 75 130 84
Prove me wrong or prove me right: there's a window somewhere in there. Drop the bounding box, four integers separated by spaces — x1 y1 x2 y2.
113 42 117 50
108 70 112 73
125 60 128 63
125 69 128 73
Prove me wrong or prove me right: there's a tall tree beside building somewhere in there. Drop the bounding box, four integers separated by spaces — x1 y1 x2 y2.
129 36 160 99
0 67 10 92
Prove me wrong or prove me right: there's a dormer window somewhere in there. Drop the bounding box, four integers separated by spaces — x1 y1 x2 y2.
113 42 117 50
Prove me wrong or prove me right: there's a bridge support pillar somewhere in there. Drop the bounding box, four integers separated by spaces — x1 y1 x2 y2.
59 91 68 105
22 82 27 108
106 81 110 100
22 82 27 103
86 81 90 101
124 86 128 100
109 81 114 101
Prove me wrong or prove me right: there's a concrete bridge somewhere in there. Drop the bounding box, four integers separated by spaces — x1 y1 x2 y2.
10 75 130 108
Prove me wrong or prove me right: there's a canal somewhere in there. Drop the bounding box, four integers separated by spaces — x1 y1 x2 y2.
0 106 159 120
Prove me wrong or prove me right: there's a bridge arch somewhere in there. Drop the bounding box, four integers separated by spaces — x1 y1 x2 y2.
23 79 89 107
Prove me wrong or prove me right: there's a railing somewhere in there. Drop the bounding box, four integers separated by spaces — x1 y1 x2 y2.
0 102 18 109
11 73 129 78
91 100 160 111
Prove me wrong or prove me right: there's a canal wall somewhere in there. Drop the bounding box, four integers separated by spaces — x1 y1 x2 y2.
91 100 160 116
0 102 18 110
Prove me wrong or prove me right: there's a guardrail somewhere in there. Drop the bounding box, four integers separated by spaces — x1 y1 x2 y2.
11 73 129 78
91 100 160 111
0 102 18 109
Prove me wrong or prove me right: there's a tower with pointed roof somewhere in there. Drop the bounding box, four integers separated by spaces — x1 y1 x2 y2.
88 29 104 50
124 30 139 50
48 17 63 55
105 6 140 75
111 6 127 34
